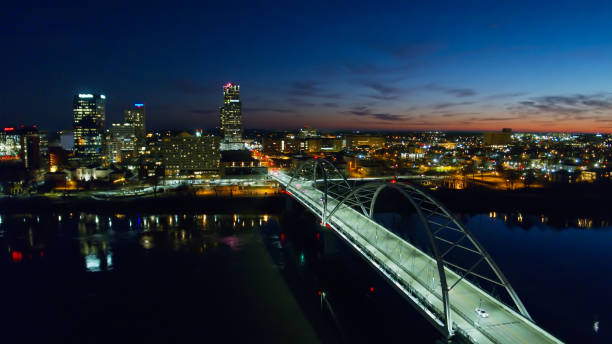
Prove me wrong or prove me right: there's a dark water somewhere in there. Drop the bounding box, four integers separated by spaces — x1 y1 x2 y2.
0 207 609 343
464 213 612 344
0 209 439 344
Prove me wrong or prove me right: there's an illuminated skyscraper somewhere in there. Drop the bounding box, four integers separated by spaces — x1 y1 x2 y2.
219 83 243 150
124 103 146 155
73 93 106 164
125 103 146 139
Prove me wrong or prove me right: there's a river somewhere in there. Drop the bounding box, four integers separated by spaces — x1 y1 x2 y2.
0 207 609 343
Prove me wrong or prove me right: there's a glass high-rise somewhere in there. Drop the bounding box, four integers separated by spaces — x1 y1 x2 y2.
73 93 105 164
219 83 243 150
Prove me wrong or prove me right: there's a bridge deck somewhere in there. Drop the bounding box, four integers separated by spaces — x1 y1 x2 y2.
273 171 562 344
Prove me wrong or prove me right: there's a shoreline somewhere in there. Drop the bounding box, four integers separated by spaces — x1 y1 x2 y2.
2 181 611 218
0 193 285 214
432 183 612 217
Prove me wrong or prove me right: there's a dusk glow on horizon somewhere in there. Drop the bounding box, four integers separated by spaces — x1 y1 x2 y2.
2 2 612 133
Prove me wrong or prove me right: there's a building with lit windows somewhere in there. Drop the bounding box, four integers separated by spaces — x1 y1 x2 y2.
73 93 106 164
297 126 320 138
124 103 146 153
0 126 43 170
219 83 243 151
160 132 220 178
0 127 22 161
483 128 513 146
344 134 385 149
106 123 136 163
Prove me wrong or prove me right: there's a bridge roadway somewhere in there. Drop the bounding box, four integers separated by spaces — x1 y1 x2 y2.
272 171 562 344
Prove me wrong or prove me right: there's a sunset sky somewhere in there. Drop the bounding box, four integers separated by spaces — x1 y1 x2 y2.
2 1 612 132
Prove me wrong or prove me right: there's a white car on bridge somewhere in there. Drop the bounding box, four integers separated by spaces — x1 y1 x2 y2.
475 308 489 318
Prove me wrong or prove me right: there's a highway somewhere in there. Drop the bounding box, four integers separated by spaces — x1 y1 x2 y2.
272 170 562 344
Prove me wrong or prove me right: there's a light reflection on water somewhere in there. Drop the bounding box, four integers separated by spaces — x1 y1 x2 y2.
463 212 612 343
1 212 273 272
3 210 610 342
483 211 609 229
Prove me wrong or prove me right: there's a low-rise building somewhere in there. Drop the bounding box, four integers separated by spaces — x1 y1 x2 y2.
160 132 220 178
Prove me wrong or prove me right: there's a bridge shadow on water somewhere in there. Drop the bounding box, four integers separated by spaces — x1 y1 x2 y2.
274 197 447 343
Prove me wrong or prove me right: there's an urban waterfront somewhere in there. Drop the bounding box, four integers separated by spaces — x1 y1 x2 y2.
1 207 609 343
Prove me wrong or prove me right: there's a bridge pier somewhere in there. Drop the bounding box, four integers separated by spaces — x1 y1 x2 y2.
318 226 339 255
283 192 296 211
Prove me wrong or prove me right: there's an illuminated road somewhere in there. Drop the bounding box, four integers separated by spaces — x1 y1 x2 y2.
271 170 562 344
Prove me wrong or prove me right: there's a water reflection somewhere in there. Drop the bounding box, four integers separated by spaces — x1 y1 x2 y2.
480 211 611 230
1 212 275 272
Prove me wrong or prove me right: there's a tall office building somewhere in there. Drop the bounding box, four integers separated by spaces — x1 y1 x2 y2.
125 103 146 139
73 93 106 164
219 83 243 151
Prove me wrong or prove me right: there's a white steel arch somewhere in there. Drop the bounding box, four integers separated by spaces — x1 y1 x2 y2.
326 181 532 334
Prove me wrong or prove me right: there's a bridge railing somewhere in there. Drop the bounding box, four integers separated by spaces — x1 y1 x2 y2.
275 162 562 343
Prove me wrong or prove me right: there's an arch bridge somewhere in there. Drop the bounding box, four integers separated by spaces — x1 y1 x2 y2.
271 158 562 344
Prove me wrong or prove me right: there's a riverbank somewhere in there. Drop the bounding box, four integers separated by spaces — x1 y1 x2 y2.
0 193 285 213
3 180 611 217
432 182 612 216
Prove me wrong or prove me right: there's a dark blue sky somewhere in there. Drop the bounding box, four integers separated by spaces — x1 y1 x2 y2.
2 1 612 132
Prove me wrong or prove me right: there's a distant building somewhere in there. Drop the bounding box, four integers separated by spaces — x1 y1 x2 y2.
49 146 69 172
107 123 136 163
0 126 42 170
262 134 342 155
321 137 343 152
298 138 322 153
125 103 146 154
344 134 385 149
220 150 266 177
297 126 319 138
0 127 22 161
483 129 512 146
59 130 74 151
39 130 49 168
20 126 42 170
160 132 220 178
73 93 106 164
219 83 243 150
263 135 297 155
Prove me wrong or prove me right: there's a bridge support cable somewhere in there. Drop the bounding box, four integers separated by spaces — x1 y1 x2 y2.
276 163 563 343
326 180 533 323
288 159 367 225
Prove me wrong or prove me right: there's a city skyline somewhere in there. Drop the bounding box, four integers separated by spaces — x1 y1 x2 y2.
3 2 612 133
